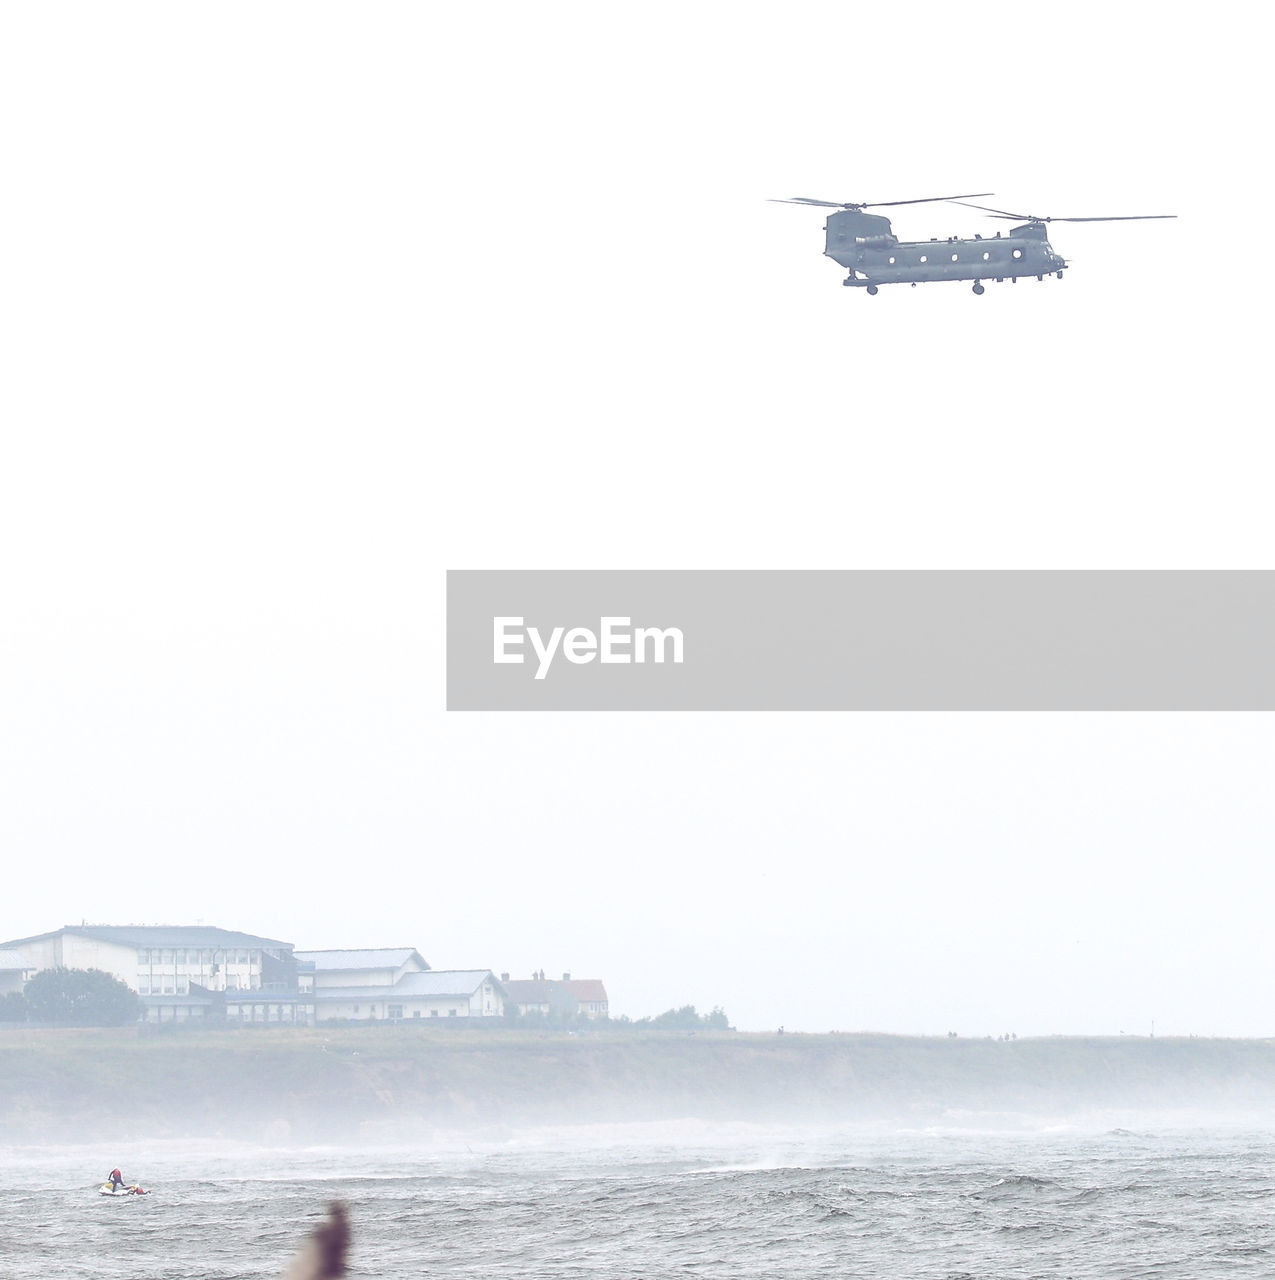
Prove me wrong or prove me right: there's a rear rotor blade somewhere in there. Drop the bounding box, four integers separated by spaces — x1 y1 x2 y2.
768 197 848 207
948 200 1033 218
770 191 995 210
949 200 1176 223
1033 214 1177 222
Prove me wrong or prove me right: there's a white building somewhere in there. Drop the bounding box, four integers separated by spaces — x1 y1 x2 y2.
0 925 313 1024
2 928 511 1025
313 969 506 1022
293 948 429 990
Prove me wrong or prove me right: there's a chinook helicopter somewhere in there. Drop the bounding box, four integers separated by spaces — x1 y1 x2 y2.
772 192 1175 294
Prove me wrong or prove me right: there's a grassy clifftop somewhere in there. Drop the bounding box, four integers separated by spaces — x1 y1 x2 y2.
3 1026 1275 1142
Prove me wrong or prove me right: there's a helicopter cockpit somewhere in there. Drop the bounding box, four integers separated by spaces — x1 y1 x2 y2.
824 209 898 265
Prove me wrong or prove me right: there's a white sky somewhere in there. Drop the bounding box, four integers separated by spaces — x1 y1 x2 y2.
1 4 1270 1037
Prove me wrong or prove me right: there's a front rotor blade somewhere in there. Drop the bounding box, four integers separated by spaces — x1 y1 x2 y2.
769 197 848 207
864 191 994 208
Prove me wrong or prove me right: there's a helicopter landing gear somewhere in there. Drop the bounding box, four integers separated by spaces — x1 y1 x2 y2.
1057 270 1064 279
972 282 985 295
842 276 856 287
866 284 878 296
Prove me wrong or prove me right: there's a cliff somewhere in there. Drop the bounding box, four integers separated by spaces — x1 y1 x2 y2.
3 1026 1274 1143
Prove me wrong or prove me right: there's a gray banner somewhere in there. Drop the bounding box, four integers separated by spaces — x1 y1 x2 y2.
446 571 1275 710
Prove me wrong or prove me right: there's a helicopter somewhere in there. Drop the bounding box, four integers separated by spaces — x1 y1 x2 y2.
771 193 1175 294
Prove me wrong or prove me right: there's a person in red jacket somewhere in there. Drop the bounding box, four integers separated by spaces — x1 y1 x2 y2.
107 1168 126 1191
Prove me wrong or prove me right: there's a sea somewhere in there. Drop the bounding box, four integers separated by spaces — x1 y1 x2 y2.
3 1115 1274 1279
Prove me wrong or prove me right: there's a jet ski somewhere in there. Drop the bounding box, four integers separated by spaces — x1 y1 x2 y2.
99 1183 148 1196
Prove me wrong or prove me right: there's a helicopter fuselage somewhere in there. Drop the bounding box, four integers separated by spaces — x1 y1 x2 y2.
824 210 1065 290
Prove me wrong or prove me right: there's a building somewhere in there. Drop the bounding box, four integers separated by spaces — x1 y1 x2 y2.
561 977 609 1019
501 972 609 1020
293 948 429 990
501 975 577 1019
0 925 314 1024
313 969 506 1022
292 949 505 1022
0 927 572 1027
0 949 34 996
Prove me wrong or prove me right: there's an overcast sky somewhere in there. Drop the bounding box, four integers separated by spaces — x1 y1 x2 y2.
2 4 1270 1037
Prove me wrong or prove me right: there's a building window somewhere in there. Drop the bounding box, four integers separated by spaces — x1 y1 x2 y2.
413 1010 421 1018
138 980 150 995
431 1010 439 1017
449 1009 457 1017
137 950 149 964
388 1005 403 1020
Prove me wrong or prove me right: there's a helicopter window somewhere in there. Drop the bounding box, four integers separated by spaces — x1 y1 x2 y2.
982 251 990 260
888 256 896 264
1012 248 1023 259
919 254 927 263
951 253 959 261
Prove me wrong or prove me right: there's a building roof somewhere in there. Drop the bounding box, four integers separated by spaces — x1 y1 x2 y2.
502 979 559 1003
314 969 499 1001
0 949 32 972
502 979 581 1009
0 925 293 950
293 949 428 971
561 979 608 1003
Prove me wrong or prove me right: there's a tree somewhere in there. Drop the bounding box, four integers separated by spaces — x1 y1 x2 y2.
23 967 142 1026
641 1004 732 1031
0 991 27 1022
702 1006 730 1030
647 1004 701 1030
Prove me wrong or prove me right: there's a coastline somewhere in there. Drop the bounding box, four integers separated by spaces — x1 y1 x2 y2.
5 1027 1275 1143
